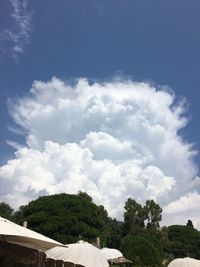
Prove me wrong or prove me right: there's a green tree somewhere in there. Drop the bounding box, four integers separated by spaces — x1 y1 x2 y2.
21 193 111 245
120 234 163 267
107 218 123 249
167 225 200 259
144 199 162 230
186 220 194 228
78 191 92 202
0 202 13 220
124 198 144 235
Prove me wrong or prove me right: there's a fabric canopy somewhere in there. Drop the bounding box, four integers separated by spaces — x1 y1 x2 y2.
168 258 200 267
101 248 132 265
0 216 62 250
46 240 109 267
101 247 123 260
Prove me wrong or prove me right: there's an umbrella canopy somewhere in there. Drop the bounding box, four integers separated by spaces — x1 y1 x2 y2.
101 248 132 266
101 248 123 260
0 216 62 250
46 240 109 267
168 258 200 267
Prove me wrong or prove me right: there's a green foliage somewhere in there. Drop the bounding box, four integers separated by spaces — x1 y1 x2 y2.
107 218 123 249
124 198 144 235
21 193 111 245
123 198 162 236
122 198 165 267
77 191 92 202
120 234 163 267
0 202 13 220
186 220 194 228
0 202 25 226
144 200 162 230
167 225 200 259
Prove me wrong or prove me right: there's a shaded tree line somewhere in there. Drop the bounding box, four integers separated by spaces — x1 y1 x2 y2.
1 193 200 267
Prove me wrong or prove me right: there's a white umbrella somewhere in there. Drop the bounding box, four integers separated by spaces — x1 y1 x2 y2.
101 247 123 260
101 247 132 265
0 216 63 250
46 240 109 267
168 257 200 267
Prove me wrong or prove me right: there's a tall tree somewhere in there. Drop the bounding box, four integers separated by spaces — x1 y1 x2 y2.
144 199 162 230
123 198 144 235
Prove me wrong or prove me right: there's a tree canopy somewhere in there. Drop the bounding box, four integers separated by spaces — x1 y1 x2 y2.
20 192 111 245
120 234 163 267
167 224 200 259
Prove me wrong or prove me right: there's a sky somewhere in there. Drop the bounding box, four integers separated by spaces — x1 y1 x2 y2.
0 0 200 228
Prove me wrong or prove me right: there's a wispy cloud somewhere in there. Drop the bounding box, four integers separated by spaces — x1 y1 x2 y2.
0 0 33 60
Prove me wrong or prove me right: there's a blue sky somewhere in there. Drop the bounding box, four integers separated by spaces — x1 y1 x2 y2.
0 0 200 226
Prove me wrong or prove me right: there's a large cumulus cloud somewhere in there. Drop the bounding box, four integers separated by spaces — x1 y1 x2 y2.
1 77 199 226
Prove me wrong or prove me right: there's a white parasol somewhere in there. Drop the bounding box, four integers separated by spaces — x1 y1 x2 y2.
101 247 123 260
168 257 200 267
0 216 63 250
46 240 109 267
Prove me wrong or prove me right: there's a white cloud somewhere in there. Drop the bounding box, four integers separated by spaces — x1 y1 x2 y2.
0 0 32 60
163 191 200 228
0 77 199 227
80 132 136 161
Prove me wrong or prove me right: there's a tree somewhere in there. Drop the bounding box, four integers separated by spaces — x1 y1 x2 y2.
167 225 200 259
186 220 194 229
123 198 144 235
78 191 92 202
107 218 123 249
120 234 163 267
21 193 111 245
0 202 13 220
144 200 162 230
